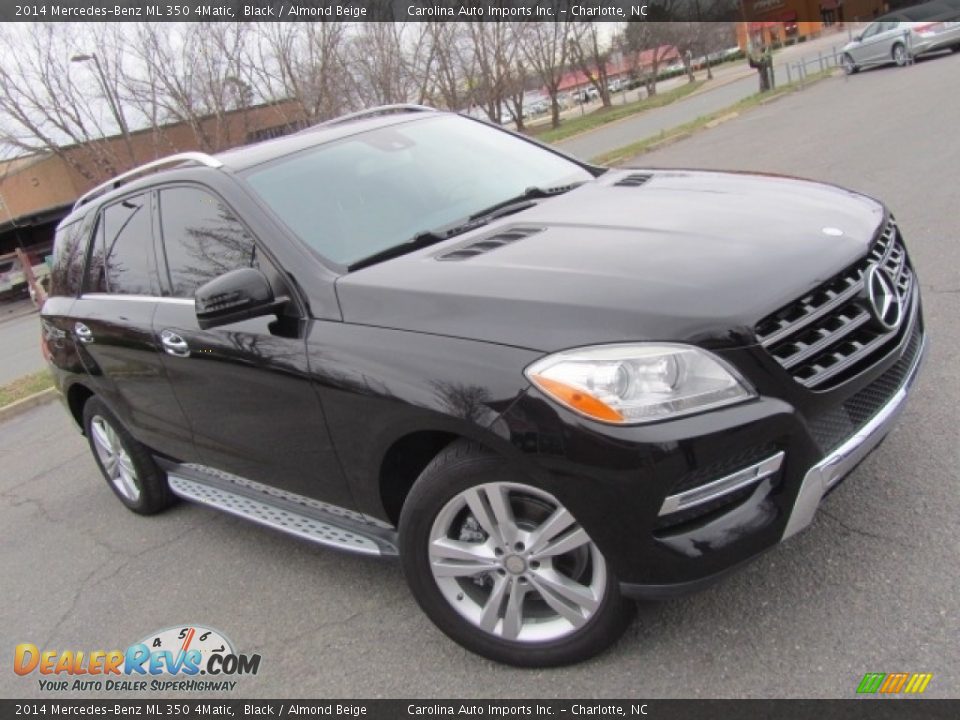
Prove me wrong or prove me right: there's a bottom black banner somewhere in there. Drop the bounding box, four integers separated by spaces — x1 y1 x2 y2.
2 700 959 719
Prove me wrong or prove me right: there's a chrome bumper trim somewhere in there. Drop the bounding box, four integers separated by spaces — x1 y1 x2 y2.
782 333 926 540
659 452 785 517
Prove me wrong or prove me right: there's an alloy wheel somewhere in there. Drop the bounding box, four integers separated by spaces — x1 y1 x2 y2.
893 44 908 66
90 415 142 503
427 481 606 643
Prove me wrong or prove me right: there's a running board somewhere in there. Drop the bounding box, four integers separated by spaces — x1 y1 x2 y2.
166 468 398 557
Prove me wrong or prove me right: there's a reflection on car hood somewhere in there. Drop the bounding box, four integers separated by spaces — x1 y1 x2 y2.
335 169 886 352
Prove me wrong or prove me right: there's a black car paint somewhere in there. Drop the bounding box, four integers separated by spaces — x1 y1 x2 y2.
41 116 921 597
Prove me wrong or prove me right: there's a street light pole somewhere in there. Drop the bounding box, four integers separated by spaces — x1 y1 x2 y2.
71 52 135 165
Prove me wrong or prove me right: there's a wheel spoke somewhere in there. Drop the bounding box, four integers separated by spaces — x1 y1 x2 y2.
530 527 591 561
116 470 139 501
501 581 527 640
479 574 510 633
527 507 577 555
117 451 137 481
90 421 113 456
102 454 118 477
529 567 599 618
429 538 497 577
462 486 506 546
484 484 518 546
104 423 120 451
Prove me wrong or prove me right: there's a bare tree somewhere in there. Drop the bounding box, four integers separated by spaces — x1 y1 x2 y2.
621 20 680 98
239 23 351 127
569 22 612 108
0 24 133 180
466 22 521 125
521 19 572 128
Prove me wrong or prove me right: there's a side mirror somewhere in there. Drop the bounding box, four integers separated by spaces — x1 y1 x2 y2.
195 267 288 330
854 33 863 42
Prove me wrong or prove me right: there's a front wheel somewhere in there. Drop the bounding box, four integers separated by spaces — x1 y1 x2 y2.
842 53 859 75
399 441 635 666
892 43 908 67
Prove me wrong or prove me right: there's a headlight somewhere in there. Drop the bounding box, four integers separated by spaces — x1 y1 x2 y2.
524 343 755 425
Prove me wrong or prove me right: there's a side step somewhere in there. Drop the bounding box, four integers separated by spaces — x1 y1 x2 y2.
166 469 398 557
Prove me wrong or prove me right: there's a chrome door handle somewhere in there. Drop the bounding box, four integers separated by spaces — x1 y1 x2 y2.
74 322 94 344
160 329 190 358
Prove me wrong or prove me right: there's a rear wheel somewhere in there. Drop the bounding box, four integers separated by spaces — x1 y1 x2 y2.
842 53 859 75
83 397 176 515
892 43 908 67
399 440 634 666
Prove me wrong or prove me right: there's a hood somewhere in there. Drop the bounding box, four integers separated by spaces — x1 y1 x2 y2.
335 169 886 352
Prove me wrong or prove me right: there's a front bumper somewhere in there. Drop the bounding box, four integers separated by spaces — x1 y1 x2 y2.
492 309 926 596
783 333 925 539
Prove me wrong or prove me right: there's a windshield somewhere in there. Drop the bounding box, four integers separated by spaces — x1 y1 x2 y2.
243 114 593 267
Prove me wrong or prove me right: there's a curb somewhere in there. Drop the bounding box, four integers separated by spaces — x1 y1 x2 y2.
0 387 58 424
0 306 39 325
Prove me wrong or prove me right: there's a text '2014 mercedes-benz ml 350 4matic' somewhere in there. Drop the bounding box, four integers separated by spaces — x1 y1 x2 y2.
42 105 925 666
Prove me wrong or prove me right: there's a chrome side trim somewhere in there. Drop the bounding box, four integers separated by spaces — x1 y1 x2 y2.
73 152 223 209
659 452 785 517
782 333 927 540
79 293 195 306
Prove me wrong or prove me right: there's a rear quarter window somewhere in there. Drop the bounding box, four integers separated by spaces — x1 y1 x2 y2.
49 215 94 297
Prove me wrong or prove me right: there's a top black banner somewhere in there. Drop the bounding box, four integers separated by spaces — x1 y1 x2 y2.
1 0 921 23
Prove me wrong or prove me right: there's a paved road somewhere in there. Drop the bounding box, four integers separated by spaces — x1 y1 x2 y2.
0 307 42 385
557 31 857 161
2 53 958 700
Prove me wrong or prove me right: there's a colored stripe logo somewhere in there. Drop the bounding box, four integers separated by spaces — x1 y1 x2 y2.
857 672 932 694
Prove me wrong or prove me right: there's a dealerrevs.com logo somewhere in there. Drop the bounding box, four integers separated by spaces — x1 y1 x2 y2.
14 625 260 693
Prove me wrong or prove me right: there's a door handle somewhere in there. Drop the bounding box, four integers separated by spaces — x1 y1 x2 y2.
74 322 94 344
160 329 191 358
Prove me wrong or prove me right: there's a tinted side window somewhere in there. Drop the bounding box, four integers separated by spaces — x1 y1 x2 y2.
87 193 155 295
50 216 93 297
157 187 256 298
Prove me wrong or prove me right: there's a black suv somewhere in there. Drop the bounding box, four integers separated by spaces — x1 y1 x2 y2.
42 106 924 666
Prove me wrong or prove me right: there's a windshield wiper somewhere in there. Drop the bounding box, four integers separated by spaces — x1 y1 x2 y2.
468 182 585 221
348 182 585 272
348 230 450 272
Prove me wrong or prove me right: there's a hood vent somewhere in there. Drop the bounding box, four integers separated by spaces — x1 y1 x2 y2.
437 226 543 261
615 173 653 187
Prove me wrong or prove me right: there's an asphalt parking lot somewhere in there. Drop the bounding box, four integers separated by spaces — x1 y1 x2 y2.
2 53 958 699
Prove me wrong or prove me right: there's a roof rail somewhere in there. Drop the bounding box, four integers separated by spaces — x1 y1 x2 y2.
298 104 437 134
73 152 224 210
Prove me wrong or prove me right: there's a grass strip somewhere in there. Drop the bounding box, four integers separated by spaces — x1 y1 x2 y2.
0 369 53 408
590 69 837 166
532 80 706 144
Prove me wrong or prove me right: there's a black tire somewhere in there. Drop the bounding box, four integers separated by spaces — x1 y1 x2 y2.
399 440 635 667
82 396 176 515
842 53 859 75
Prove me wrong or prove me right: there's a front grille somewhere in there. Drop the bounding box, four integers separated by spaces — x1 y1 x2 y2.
807 319 922 453
755 217 914 390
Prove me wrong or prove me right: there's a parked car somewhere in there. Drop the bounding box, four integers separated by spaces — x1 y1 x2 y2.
0 253 51 299
842 0 960 74
42 105 925 667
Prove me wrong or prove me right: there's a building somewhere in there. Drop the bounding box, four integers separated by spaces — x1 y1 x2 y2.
0 99 307 263
554 46 682 98
736 0 891 50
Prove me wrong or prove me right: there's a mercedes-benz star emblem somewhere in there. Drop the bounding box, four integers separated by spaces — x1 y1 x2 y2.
864 264 903 331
